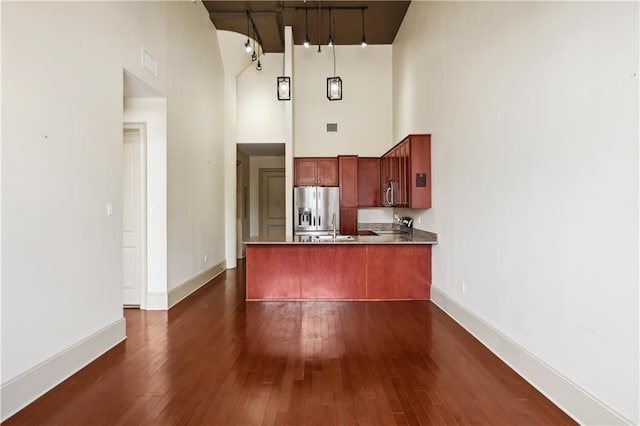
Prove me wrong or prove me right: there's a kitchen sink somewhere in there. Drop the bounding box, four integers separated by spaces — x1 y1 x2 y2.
314 235 354 241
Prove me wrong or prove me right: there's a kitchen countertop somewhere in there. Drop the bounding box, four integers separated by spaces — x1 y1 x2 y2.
244 228 438 245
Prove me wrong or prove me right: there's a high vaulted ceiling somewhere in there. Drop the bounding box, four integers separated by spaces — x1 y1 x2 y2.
203 1 411 54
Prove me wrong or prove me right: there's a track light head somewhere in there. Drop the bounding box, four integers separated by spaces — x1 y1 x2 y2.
360 8 367 48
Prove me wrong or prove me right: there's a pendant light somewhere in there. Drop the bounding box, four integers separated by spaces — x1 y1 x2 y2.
303 9 311 48
277 77 291 101
277 11 291 100
360 8 367 47
326 42 342 101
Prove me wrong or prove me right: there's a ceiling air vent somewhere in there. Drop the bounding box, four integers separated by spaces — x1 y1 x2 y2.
326 123 338 132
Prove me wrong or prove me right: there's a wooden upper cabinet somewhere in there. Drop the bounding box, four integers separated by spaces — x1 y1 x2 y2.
294 158 319 186
407 135 431 208
380 134 431 208
357 157 380 207
338 156 358 208
316 158 339 186
294 158 338 186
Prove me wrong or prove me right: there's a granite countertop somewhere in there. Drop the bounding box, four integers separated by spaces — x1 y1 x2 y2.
244 226 438 245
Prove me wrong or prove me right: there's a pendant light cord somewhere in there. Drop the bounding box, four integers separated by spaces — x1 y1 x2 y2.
332 6 336 77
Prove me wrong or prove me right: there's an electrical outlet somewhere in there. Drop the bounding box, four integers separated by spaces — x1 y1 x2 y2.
106 202 114 216
461 281 466 294
418 216 422 225
204 254 208 264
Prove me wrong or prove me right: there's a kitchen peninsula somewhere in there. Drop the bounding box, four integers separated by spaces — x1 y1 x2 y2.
244 228 437 301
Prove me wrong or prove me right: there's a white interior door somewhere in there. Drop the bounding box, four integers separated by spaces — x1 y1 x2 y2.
123 128 142 306
259 168 286 238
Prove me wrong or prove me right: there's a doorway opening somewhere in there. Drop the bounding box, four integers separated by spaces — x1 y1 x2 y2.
236 143 285 257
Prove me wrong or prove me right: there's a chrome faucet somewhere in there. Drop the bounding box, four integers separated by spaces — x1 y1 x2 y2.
332 212 337 239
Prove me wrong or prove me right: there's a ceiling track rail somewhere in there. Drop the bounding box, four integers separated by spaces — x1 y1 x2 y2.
208 11 280 47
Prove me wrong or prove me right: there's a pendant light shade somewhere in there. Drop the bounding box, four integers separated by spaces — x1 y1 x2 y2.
327 77 342 101
277 77 291 101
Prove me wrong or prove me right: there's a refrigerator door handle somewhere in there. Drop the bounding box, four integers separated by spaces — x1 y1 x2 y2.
318 215 321 227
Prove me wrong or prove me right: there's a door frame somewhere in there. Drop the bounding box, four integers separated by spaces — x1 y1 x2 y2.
123 122 148 309
259 168 286 238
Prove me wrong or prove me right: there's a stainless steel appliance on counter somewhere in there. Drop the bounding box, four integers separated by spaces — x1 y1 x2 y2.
294 186 340 235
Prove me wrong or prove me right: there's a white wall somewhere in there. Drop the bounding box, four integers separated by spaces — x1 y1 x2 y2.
249 156 285 237
1 1 225 418
165 2 225 291
217 30 252 268
237 53 286 143
293 45 393 157
393 2 638 423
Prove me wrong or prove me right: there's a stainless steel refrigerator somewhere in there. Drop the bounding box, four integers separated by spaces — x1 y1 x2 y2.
294 186 340 235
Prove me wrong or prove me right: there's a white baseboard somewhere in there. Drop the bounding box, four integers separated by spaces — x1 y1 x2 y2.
0 317 126 422
145 291 168 310
168 260 226 308
430 287 631 426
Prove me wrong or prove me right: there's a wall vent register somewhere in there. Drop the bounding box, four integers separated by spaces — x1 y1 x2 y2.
326 123 338 132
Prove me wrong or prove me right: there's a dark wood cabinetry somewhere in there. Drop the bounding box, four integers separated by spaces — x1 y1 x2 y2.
338 156 358 234
357 157 380 207
246 243 431 300
380 134 431 208
294 157 339 186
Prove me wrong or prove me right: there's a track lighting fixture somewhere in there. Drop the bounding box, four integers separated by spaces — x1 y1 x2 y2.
360 8 367 47
244 12 252 53
251 27 257 61
327 8 334 47
256 45 262 71
304 9 310 48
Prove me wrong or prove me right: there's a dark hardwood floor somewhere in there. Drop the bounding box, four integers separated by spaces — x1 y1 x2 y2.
4 263 576 425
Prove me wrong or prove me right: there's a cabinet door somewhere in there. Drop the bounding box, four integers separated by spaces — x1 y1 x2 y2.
339 207 358 236
357 157 380 207
339 156 358 207
408 135 431 208
317 158 339 186
294 158 318 186
399 141 409 206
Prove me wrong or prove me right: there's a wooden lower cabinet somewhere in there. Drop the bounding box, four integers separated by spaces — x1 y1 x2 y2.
245 244 431 300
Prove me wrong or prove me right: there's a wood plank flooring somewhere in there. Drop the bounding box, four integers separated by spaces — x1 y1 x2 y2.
4 264 576 425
